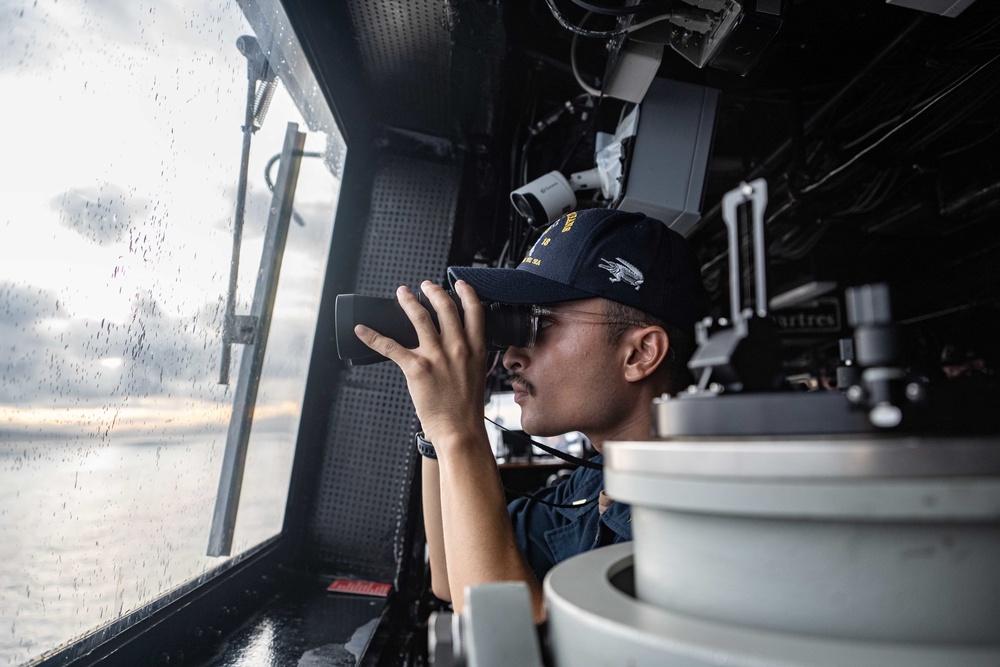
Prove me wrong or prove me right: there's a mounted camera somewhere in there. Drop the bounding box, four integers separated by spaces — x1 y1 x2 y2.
335 291 538 366
510 168 602 227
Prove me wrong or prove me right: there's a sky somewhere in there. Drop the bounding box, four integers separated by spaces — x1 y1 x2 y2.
0 0 341 441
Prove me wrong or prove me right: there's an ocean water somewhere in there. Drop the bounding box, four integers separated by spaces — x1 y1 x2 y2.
0 433 293 666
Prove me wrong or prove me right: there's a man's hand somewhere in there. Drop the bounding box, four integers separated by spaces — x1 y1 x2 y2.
354 279 488 445
354 279 545 621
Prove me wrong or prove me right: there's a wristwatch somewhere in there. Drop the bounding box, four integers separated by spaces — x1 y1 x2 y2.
415 431 437 459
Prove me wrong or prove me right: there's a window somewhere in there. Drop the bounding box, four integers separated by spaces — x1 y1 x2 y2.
0 1 343 663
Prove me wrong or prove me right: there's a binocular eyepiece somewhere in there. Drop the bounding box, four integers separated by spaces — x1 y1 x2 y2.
335 291 538 365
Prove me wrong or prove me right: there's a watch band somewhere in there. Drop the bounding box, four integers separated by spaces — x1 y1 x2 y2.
415 431 437 459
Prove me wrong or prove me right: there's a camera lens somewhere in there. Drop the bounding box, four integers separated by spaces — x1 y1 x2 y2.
511 192 544 224
335 291 536 366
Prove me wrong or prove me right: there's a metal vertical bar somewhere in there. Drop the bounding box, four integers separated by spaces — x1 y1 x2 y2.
750 180 769 317
219 77 259 385
208 122 306 557
723 187 743 323
721 179 769 322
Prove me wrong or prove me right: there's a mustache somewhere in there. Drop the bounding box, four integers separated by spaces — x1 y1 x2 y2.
510 372 536 396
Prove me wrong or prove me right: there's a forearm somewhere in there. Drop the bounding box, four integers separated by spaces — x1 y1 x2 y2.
436 431 546 622
351 281 543 613
421 456 451 601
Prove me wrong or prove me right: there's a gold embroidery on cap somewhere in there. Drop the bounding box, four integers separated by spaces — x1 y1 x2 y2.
561 211 577 233
525 221 557 259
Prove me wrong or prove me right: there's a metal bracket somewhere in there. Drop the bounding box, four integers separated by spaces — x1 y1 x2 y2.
219 35 277 386
722 177 769 323
207 122 306 557
687 178 777 393
229 315 258 346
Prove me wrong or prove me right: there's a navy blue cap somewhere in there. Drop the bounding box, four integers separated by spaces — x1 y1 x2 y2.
448 208 707 333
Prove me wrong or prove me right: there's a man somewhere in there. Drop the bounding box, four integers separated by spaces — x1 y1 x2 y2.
354 208 705 622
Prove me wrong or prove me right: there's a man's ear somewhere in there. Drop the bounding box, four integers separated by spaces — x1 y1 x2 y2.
622 326 670 383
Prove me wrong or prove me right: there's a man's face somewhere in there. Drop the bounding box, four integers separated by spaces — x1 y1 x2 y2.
502 297 632 442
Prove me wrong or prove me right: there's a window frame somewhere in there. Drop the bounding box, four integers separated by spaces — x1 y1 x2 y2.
24 0 376 663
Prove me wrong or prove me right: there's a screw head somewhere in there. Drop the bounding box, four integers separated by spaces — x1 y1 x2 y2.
846 385 866 404
905 382 927 403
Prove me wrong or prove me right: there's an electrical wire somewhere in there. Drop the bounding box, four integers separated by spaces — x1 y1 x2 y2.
768 168 899 262
558 123 592 172
800 53 1000 195
764 197 795 226
544 0 630 38
496 238 511 269
507 68 538 255
770 220 830 261
908 83 999 154
946 11 1000 50
569 0 672 16
839 105 909 151
843 169 899 215
627 11 677 32
696 13 999 286
565 5 677 94
514 93 595 239
570 17 603 95
898 298 997 327
939 121 1000 158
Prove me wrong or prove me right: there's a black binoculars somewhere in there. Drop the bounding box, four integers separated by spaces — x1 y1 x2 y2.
335 291 539 365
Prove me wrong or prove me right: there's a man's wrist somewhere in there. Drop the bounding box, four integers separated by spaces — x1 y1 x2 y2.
417 425 493 459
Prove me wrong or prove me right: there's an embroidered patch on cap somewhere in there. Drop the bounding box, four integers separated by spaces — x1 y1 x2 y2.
599 257 644 290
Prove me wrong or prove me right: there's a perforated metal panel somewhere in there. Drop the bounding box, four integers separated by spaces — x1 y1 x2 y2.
308 156 460 581
348 1 454 138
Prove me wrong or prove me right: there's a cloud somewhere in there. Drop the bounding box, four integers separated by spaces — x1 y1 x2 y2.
1 2 247 71
0 281 64 327
0 280 223 405
50 183 151 247
0 283 66 405
0 276 314 413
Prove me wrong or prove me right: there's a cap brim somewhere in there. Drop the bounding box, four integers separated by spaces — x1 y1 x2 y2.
448 265 596 305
